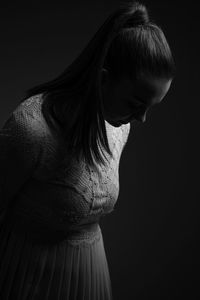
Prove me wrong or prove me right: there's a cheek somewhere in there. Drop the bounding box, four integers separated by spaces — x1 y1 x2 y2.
117 100 131 115
105 93 130 119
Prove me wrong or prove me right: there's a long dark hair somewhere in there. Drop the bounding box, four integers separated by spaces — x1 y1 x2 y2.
20 1 176 170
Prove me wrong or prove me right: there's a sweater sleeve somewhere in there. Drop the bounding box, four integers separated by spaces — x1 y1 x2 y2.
0 109 44 221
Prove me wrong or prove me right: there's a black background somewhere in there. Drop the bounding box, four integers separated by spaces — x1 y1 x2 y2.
0 0 199 299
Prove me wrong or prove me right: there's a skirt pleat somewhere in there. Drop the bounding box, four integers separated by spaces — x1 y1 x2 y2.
21 244 43 300
61 242 75 300
0 221 22 296
41 242 65 300
0 218 113 300
11 236 34 299
70 246 81 300
6 234 27 299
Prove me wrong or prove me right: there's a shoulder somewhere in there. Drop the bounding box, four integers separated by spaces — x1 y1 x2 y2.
0 98 46 160
13 94 45 136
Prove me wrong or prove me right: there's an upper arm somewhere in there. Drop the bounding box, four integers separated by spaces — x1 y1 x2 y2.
0 110 44 215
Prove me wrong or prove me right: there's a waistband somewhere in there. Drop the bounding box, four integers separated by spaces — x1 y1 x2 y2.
3 213 101 246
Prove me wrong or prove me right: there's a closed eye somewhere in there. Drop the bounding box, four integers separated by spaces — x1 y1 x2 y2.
129 100 145 110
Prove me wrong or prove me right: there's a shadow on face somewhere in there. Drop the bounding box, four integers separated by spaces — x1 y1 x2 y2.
101 69 172 126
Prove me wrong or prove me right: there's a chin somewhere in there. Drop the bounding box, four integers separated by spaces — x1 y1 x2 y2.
119 120 128 125
108 120 122 127
115 122 123 127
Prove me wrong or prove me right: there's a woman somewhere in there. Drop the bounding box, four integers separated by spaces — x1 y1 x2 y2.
0 1 175 299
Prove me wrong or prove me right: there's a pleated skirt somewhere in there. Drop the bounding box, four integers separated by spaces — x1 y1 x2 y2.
0 215 113 300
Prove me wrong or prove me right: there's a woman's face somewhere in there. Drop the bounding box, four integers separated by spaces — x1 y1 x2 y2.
101 69 172 127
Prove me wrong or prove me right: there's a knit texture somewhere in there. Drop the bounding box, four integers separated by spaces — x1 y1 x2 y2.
0 93 130 299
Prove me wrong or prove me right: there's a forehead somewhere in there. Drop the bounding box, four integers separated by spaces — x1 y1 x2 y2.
120 75 172 106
